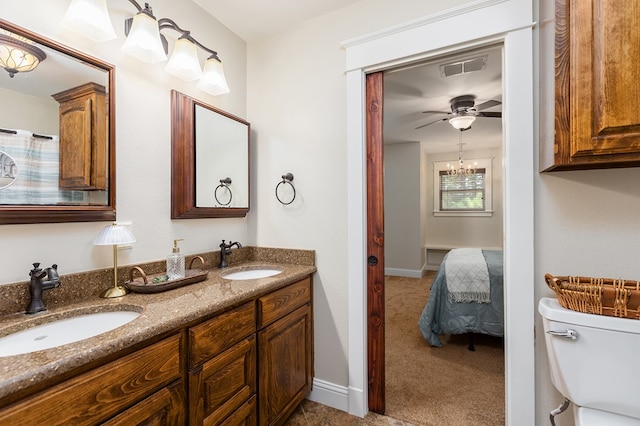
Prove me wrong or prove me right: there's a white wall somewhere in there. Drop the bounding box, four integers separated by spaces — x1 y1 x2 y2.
1 1 249 285
426 147 503 249
247 0 474 393
535 1 640 425
384 142 422 275
0 87 58 135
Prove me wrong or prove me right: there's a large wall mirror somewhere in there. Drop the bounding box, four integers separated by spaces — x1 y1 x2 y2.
171 91 250 219
0 19 115 224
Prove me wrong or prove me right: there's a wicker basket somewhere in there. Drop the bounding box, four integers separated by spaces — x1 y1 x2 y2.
545 273 640 319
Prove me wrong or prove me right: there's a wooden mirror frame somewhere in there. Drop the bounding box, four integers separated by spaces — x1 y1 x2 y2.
171 90 250 219
0 19 116 225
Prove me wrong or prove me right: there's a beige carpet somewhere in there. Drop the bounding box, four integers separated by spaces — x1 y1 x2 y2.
384 273 505 425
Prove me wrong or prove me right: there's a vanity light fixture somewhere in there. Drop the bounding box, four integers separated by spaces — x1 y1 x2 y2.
0 31 46 78
94 223 136 298
61 0 116 42
62 0 230 95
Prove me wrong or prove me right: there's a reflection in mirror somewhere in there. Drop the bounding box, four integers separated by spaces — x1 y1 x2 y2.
171 90 250 219
0 150 17 190
0 18 115 224
195 105 249 208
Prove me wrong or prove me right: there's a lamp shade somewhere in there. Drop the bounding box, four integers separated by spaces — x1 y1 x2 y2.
449 115 476 130
93 224 136 246
196 56 230 96
0 32 46 78
121 11 167 64
165 37 202 81
61 0 116 42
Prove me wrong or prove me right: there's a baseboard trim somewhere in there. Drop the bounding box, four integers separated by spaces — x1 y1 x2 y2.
384 267 422 278
308 378 350 413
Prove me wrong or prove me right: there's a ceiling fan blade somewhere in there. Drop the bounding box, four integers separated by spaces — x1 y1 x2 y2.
422 110 450 114
475 100 501 111
476 111 502 118
415 117 448 130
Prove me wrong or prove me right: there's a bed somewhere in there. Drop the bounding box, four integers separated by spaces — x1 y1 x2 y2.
418 248 503 348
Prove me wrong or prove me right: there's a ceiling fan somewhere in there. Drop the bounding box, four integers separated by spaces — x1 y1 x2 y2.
415 94 502 131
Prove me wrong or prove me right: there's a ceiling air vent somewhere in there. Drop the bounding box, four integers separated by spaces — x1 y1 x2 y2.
440 55 487 77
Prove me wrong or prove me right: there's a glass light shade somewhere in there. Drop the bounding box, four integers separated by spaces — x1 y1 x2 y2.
121 12 167 64
196 57 230 96
0 33 46 78
93 224 136 246
165 37 202 81
61 0 116 42
449 115 476 130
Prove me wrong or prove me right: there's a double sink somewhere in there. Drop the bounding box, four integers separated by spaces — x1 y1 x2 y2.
0 268 282 358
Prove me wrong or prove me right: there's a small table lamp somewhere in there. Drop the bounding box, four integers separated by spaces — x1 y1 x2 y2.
94 223 136 298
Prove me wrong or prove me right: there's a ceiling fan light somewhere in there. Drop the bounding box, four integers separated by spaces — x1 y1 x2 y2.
61 0 116 42
449 115 476 130
165 37 202 81
121 10 167 64
197 56 229 96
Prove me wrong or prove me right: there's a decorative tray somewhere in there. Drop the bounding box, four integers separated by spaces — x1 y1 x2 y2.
124 256 209 294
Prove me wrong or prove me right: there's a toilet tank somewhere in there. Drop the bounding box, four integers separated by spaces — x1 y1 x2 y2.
539 297 640 420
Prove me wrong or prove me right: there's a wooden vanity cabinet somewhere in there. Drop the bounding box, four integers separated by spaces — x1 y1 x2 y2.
188 301 257 425
0 334 184 426
52 82 108 189
544 0 640 171
0 275 313 426
257 278 313 426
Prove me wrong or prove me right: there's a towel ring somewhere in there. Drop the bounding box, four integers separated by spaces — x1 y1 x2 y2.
214 177 232 206
275 173 296 205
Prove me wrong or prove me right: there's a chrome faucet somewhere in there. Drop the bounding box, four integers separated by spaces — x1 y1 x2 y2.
219 240 242 268
26 262 61 314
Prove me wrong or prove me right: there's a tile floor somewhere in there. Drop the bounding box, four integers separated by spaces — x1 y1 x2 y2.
284 399 415 425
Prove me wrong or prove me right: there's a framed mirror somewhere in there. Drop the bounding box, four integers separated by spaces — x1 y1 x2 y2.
171 90 250 219
0 18 115 224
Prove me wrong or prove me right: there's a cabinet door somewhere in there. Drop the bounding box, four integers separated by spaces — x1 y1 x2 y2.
58 98 93 188
101 380 185 426
258 304 312 426
189 336 256 425
0 334 182 426
550 0 640 170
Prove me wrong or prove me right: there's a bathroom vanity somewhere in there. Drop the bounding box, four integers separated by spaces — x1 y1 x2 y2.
0 251 315 426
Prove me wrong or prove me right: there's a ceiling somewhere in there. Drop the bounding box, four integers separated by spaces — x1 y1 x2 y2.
384 45 503 153
192 0 363 42
194 1 503 155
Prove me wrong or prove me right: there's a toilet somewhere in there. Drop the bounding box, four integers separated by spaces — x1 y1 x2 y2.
539 297 640 425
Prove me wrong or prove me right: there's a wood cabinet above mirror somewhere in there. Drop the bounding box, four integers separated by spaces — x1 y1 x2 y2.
0 19 115 224
171 90 250 219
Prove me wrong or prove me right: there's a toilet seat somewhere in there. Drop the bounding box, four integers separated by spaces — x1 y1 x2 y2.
575 406 640 426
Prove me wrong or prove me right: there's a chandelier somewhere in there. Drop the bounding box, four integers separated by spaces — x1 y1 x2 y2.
447 130 476 176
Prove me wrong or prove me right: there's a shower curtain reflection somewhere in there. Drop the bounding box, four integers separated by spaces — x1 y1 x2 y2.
0 129 85 205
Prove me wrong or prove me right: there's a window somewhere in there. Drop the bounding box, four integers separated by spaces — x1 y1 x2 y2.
433 158 493 216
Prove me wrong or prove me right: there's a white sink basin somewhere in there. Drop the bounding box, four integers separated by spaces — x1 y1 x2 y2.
0 311 140 357
222 269 282 280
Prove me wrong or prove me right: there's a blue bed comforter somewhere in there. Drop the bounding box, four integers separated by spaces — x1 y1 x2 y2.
418 250 504 347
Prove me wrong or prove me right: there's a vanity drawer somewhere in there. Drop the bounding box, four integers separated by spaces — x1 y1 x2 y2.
189 301 255 367
0 333 182 426
257 278 311 329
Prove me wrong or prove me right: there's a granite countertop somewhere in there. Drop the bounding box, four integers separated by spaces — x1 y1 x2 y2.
0 258 316 401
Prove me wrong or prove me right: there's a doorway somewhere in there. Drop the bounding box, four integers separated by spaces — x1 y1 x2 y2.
366 45 505 418
344 11 535 423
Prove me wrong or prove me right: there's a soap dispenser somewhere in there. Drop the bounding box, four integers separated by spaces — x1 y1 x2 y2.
167 239 185 280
